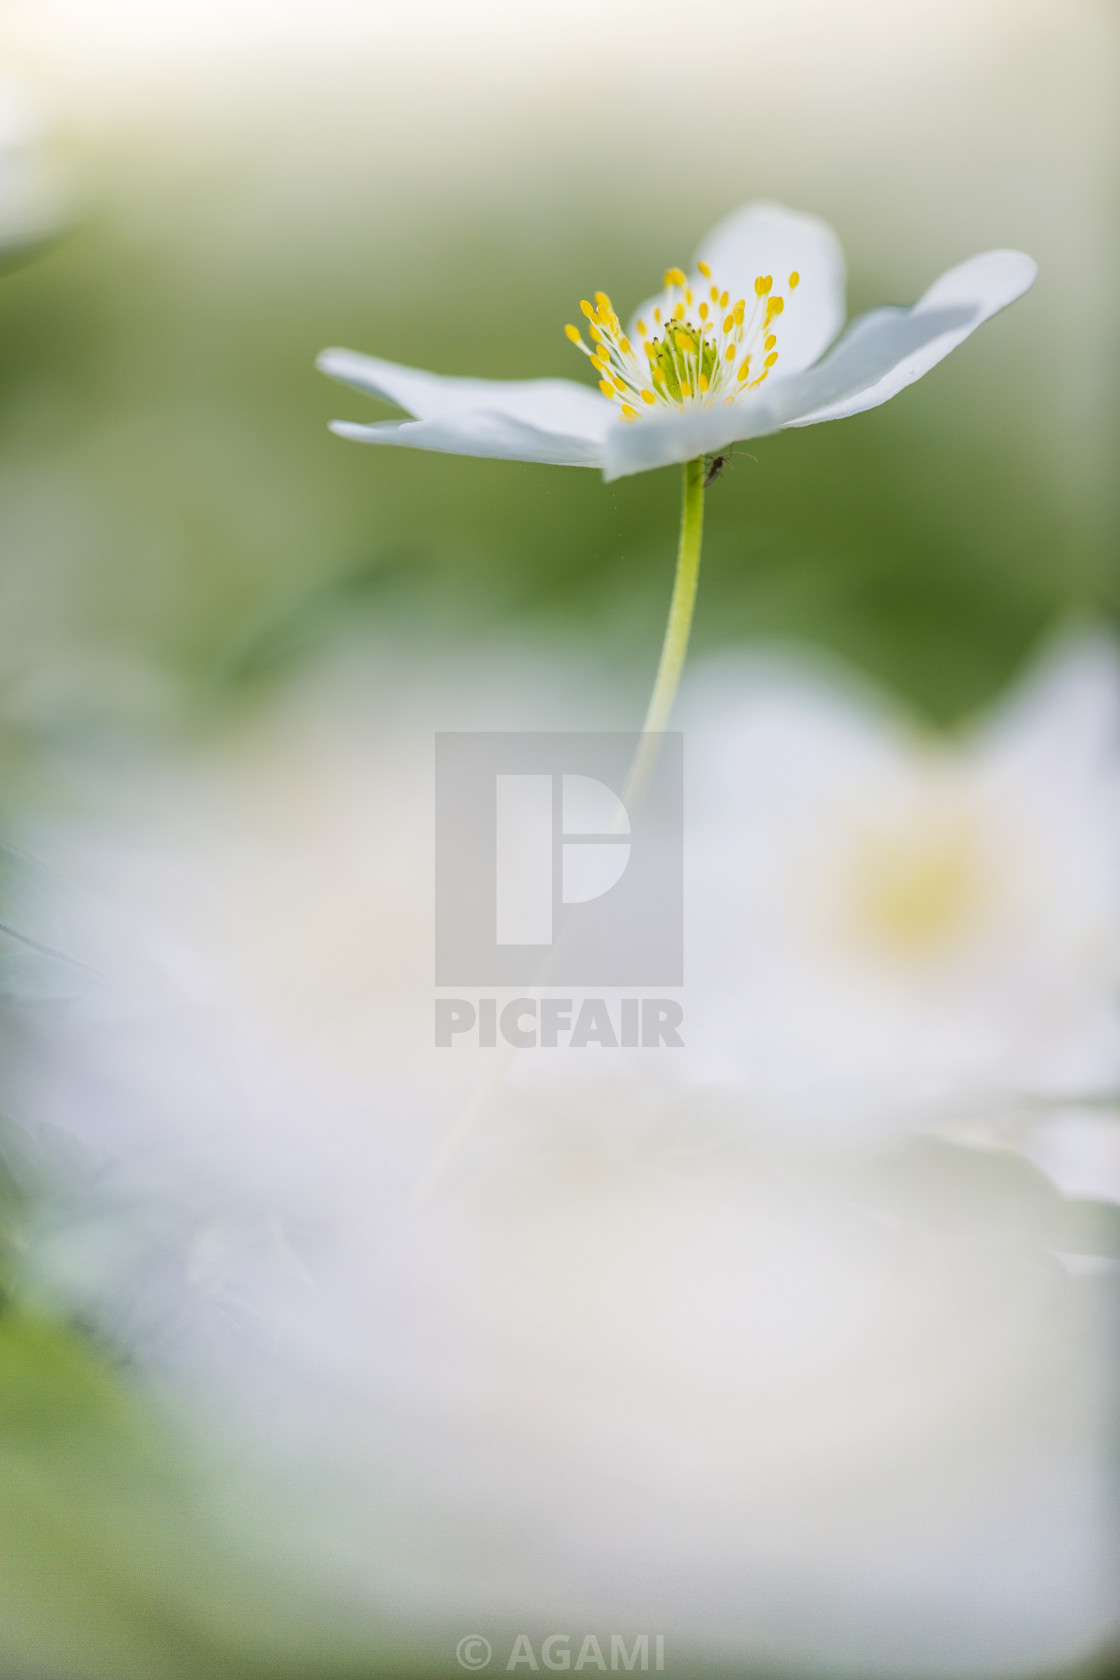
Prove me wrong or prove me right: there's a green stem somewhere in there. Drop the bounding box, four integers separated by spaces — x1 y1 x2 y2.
623 455 705 809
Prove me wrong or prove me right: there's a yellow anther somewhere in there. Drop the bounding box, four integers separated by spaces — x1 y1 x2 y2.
664 267 686 287
789 271 800 289
722 314 735 334
589 326 603 343
619 337 631 353
754 274 773 295
699 302 709 320
564 324 582 344
653 306 662 323
764 351 778 366
620 404 639 421
599 380 615 398
725 343 736 360
680 381 691 397
698 374 709 392
594 290 611 308
637 319 647 337
674 330 695 351
767 295 784 317
737 358 751 382
734 299 745 324
673 301 685 320
644 341 657 359
764 334 776 351
612 377 626 392
697 260 711 278
641 390 656 404
709 285 719 302
652 366 666 383
720 291 729 307
580 299 596 318
590 354 606 372
685 289 692 305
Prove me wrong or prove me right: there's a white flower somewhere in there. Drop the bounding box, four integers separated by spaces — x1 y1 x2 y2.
683 639 1120 1131
318 201 1036 482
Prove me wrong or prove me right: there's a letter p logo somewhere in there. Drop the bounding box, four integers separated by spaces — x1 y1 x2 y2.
435 733 682 986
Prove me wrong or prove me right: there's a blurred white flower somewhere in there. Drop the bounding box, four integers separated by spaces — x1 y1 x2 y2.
683 639 1120 1133
2 635 1118 1677
319 202 1035 482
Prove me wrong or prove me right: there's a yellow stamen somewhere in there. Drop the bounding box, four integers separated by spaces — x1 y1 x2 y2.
737 359 751 382
685 288 692 305
725 343 736 360
641 390 656 404
664 267 686 287
674 330 694 351
722 314 734 334
764 351 778 366
697 260 711 278
754 275 773 296
580 299 595 318
720 291 729 308
620 404 639 420
637 319 647 337
680 381 691 397
619 337 631 353
709 285 719 302
673 302 685 320
766 295 784 317
564 324 582 344
699 302 709 320
764 334 776 351
598 380 615 398
698 374 709 392
789 271 800 289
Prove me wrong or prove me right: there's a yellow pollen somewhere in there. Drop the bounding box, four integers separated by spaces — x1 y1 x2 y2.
653 306 662 323
765 351 778 366
734 300 745 324
754 275 773 296
764 334 776 351
664 267 686 287
594 290 611 308
612 377 626 392
674 330 694 351
698 373 709 392
673 302 685 320
619 337 631 353
652 366 666 384
722 314 734 333
598 380 615 398
620 404 639 420
789 271 800 289
767 296 784 317
580 299 595 318
709 285 719 302
680 381 691 397
697 261 711 278
564 324 582 343
685 289 692 305
637 319 647 337
725 343 736 360
589 354 606 371
699 302 709 320
720 291 729 307
641 390 656 404
737 358 751 382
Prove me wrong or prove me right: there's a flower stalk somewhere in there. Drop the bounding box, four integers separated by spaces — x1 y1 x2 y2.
623 455 705 811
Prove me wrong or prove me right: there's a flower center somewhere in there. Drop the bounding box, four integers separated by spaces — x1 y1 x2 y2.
565 261 800 422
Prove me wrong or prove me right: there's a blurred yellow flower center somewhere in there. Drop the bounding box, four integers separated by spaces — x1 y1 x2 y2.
564 262 800 422
847 808 988 959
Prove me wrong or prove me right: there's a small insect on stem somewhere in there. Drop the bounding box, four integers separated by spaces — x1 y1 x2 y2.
702 445 758 488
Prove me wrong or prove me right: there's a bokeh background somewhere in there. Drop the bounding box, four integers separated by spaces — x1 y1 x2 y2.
0 1 1118 1675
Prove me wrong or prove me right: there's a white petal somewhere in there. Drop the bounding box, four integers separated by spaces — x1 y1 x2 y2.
328 412 604 469
695 200 847 375
785 250 1037 427
603 302 974 480
318 348 611 441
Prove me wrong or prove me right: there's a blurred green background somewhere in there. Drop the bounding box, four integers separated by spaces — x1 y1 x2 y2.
0 0 1117 1673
